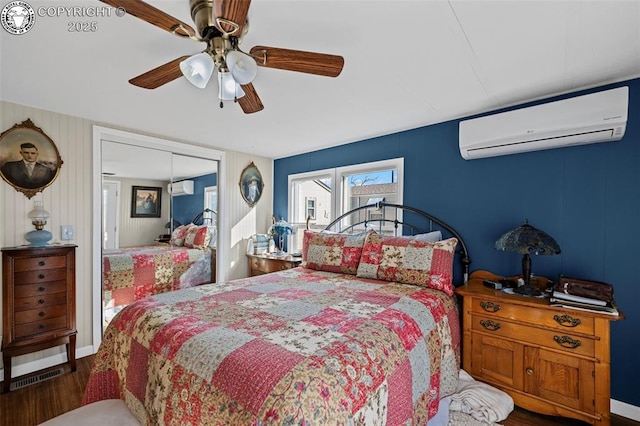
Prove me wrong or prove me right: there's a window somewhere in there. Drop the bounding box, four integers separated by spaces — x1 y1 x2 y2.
306 197 317 220
204 186 217 225
288 158 403 252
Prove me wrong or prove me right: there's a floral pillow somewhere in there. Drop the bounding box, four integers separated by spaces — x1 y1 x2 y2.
356 233 458 295
184 225 211 249
302 229 372 275
170 224 193 247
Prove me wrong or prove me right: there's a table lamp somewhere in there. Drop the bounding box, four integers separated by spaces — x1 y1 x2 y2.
25 201 52 246
269 218 293 255
495 220 561 295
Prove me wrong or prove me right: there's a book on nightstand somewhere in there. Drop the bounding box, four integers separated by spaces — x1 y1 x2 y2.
549 293 620 316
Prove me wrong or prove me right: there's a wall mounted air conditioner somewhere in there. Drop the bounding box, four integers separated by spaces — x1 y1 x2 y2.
459 86 628 160
167 180 194 196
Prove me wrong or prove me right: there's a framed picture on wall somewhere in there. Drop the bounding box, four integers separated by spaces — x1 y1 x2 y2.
131 186 162 218
239 161 264 207
0 118 63 199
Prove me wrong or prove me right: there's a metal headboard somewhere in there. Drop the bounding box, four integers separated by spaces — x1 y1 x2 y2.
319 202 471 283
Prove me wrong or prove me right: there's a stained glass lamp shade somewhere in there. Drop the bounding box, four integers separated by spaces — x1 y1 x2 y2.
495 220 561 294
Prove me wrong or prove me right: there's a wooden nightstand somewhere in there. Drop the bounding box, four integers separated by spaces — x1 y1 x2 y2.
455 271 624 426
2 245 78 393
247 253 302 276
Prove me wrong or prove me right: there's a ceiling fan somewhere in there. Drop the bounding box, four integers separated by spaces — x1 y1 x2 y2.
100 0 345 114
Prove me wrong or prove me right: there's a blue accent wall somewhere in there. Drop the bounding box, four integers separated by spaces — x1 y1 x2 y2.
274 79 640 407
172 173 217 225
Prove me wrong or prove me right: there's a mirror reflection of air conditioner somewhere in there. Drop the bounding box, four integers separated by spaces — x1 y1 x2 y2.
168 180 194 196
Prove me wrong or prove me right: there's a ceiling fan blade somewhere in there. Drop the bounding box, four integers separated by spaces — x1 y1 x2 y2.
99 0 196 38
238 83 264 114
249 46 344 77
212 0 251 37
129 56 191 89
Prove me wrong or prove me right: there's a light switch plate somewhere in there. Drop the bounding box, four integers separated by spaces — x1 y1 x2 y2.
61 225 74 240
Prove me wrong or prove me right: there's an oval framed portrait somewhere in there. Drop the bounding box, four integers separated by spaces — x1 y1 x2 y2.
239 162 264 207
0 119 63 199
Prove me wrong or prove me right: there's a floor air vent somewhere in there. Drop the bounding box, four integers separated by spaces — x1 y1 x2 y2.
10 367 65 391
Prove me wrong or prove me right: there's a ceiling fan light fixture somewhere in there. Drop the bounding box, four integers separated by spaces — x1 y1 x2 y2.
225 50 258 85
179 52 215 88
218 71 245 101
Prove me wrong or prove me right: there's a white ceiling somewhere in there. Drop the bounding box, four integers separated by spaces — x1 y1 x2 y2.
2 0 640 162
102 140 218 180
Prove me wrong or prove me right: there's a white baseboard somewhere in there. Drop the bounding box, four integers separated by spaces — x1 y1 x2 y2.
0 345 95 382
612 399 640 422
1 348 638 423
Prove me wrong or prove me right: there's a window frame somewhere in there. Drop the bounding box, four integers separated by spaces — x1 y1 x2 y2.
287 158 404 252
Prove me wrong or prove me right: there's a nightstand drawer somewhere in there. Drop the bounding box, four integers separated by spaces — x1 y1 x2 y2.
471 314 595 357
14 280 67 298
15 268 68 285
14 292 68 311
471 298 595 335
15 315 68 338
248 255 302 276
14 255 67 272
15 304 67 325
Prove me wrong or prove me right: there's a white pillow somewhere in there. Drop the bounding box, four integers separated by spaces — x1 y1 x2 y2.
414 230 442 242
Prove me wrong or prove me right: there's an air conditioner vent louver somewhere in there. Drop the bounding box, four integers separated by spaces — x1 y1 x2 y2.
459 86 628 160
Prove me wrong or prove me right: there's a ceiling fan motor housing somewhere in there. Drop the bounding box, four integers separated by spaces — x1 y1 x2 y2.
190 0 216 39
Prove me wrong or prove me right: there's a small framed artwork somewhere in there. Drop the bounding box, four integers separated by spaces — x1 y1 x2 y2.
131 186 162 218
0 118 63 199
239 161 264 207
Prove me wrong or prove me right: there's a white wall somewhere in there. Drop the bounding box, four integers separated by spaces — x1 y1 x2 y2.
110 177 170 248
0 100 273 379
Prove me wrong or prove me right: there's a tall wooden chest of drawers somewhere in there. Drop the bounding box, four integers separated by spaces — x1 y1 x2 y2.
455 275 623 426
2 244 77 393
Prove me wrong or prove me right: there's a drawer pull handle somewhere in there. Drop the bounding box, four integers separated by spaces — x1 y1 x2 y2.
39 261 46 266
480 301 500 313
526 368 534 376
554 335 581 349
38 324 46 329
480 319 501 331
553 314 581 328
38 286 46 292
38 274 45 279
39 311 45 317
38 299 45 304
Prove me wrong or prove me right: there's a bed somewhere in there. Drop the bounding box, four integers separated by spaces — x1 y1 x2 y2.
102 224 217 325
86 203 470 425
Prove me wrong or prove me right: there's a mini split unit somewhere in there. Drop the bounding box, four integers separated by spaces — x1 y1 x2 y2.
459 86 629 160
168 180 194 196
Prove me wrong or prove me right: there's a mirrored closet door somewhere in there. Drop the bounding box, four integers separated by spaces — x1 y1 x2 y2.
93 126 224 343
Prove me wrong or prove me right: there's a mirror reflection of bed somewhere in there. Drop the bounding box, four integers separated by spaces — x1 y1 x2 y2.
101 142 218 330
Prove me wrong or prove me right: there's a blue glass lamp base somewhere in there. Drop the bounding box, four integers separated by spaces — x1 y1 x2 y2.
25 230 53 246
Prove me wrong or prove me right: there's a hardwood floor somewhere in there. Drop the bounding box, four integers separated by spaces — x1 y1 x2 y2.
1 355 638 426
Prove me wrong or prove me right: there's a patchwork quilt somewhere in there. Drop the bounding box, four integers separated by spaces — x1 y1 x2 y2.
102 245 212 310
85 267 460 425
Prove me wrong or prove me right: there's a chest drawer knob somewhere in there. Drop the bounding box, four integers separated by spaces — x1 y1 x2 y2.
38 324 46 329
38 311 46 317
480 319 501 331
38 273 45 279
39 261 45 266
38 286 46 292
38 299 45 304
554 335 581 349
526 368 534 376
553 314 581 327
480 301 500 312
